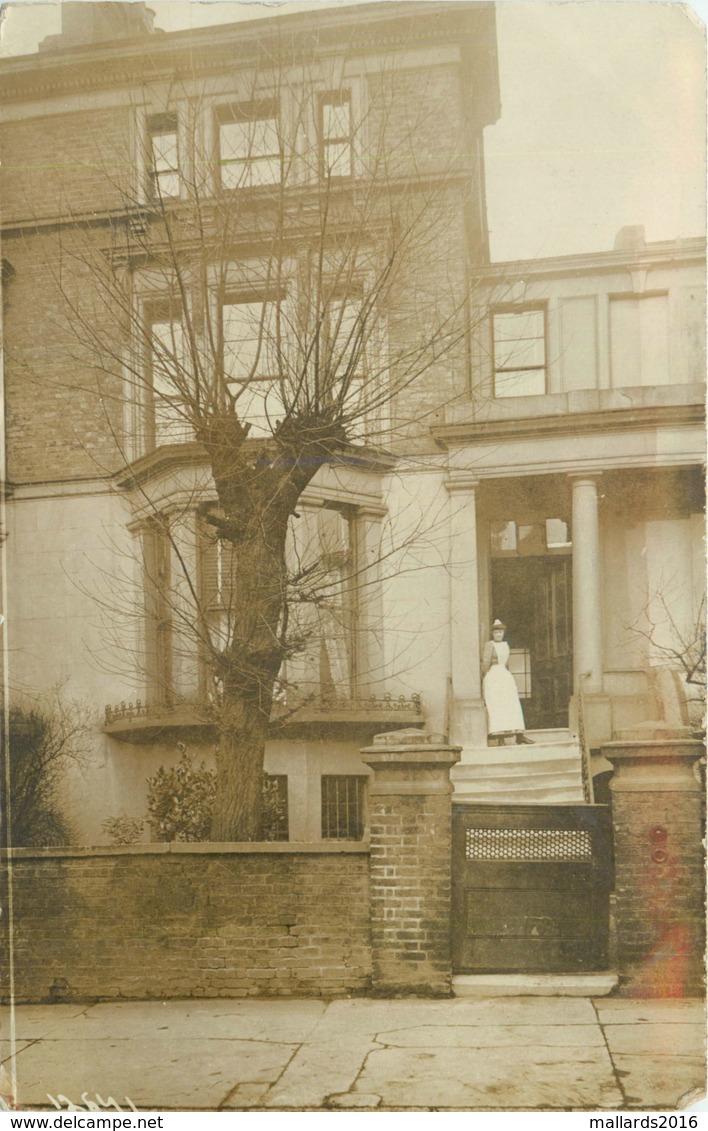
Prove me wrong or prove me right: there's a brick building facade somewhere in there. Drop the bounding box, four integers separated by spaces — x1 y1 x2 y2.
0 2 704 848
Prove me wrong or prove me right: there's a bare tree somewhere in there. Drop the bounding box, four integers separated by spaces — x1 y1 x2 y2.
9 34 492 839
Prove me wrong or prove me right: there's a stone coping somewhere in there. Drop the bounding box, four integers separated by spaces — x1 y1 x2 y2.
0 841 370 860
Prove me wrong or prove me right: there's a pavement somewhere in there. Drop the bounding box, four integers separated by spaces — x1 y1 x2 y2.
0 996 705 1112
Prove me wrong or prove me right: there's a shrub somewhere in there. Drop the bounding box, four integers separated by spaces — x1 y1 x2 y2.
146 750 216 842
1 701 90 847
101 814 144 845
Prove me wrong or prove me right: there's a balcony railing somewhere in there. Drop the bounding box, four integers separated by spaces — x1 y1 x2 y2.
104 690 423 741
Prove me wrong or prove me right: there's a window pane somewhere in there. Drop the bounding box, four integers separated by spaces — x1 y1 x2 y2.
227 379 285 435
152 131 178 172
219 117 280 187
324 141 352 178
155 169 180 198
494 310 545 369
223 300 275 380
150 319 183 395
494 368 545 398
545 518 571 549
490 520 517 555
321 776 366 840
323 100 350 140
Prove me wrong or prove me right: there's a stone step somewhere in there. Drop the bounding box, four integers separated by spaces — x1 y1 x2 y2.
455 742 581 768
453 784 585 804
452 973 618 997
452 763 583 788
525 728 576 744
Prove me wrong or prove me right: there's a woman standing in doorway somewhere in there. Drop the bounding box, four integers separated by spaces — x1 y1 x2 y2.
482 619 534 745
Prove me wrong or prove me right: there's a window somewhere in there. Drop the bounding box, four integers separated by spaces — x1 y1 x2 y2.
492 308 546 397
222 295 285 433
321 775 367 840
320 91 352 179
147 306 194 447
147 114 179 199
217 101 280 189
201 522 237 650
143 519 172 708
317 506 357 698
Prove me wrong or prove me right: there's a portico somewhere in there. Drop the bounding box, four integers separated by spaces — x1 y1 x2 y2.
438 398 705 770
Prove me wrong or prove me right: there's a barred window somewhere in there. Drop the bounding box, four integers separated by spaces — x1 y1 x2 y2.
321 775 367 840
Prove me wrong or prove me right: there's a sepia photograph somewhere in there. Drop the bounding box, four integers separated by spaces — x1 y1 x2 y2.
0 0 704 1115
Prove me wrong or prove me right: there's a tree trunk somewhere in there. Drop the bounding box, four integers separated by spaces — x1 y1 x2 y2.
211 706 268 842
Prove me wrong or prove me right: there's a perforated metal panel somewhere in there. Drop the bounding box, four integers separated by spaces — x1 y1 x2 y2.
465 826 592 861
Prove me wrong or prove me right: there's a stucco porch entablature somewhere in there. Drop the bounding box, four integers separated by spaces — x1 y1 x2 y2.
433 402 704 480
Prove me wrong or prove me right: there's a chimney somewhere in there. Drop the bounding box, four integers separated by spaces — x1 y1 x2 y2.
613 225 646 253
39 2 155 52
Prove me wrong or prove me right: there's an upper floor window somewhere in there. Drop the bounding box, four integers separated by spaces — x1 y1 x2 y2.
147 305 194 447
148 114 180 200
492 307 546 398
217 100 281 190
320 91 353 179
222 294 285 433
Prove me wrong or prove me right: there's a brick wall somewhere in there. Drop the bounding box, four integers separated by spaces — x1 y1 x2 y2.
611 790 705 997
369 791 454 995
0 844 372 1002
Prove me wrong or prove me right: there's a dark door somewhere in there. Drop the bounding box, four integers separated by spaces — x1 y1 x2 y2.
491 556 572 729
451 803 612 973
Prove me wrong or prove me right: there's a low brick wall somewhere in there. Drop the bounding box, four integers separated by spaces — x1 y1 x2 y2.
0 843 372 1003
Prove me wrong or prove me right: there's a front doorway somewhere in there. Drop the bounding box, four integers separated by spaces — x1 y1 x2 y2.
491 554 572 730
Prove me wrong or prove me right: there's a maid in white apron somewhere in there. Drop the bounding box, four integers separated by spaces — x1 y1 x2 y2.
481 619 534 745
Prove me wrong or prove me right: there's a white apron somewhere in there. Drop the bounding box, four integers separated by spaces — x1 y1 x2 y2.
482 641 525 735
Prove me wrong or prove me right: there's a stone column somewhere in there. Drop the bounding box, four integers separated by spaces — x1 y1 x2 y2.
570 474 611 744
603 725 705 997
570 474 604 693
446 475 486 746
355 505 387 695
361 733 461 996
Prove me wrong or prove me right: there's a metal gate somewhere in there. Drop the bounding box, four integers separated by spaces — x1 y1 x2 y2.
451 804 613 973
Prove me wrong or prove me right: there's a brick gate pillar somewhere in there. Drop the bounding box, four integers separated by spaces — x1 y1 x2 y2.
603 726 705 997
360 732 461 996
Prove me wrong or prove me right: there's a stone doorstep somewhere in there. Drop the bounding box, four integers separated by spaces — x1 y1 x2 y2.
453 972 619 997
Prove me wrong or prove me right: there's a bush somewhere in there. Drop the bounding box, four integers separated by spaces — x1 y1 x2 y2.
101 814 144 845
146 750 216 842
1 701 89 847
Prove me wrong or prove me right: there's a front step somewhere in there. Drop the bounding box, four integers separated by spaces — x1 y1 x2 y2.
451 730 586 804
452 973 618 997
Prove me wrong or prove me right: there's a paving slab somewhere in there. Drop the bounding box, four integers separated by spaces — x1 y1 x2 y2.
611 1054 707 1111
594 999 706 1025
352 1042 624 1110
602 1023 705 1057
12 1036 298 1111
24 1000 326 1043
376 1023 606 1048
1 1005 90 1041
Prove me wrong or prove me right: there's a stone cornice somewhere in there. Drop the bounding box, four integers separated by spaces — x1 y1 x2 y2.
114 439 395 492
433 402 706 450
479 238 705 282
0 2 494 105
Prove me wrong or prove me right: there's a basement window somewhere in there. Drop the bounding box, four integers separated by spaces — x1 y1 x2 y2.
321 775 367 840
